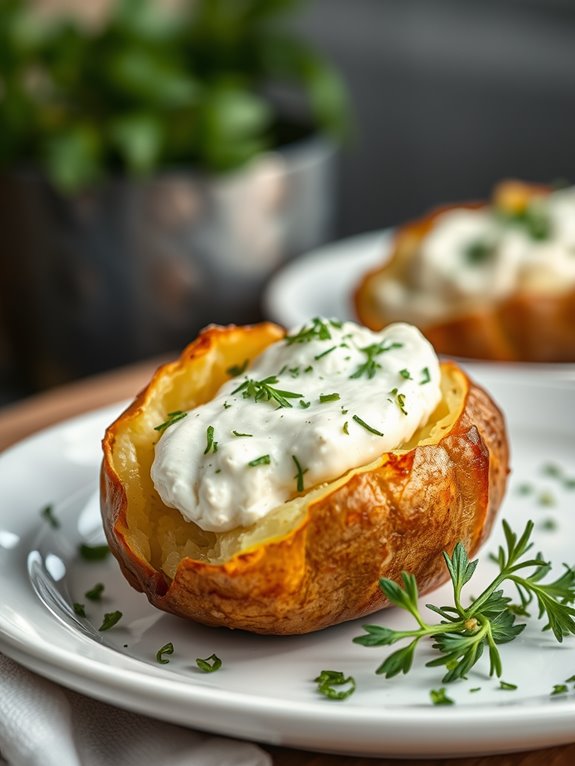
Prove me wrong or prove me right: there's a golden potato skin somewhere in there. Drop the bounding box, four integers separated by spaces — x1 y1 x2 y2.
101 323 509 635
355 182 575 362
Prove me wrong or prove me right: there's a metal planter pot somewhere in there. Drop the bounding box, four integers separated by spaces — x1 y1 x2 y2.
0 134 337 391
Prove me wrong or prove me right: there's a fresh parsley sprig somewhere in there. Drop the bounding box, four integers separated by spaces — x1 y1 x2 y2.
232 376 303 409
354 520 575 683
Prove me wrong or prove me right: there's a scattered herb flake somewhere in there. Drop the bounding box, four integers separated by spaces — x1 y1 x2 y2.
419 367 431 385
430 688 454 706
350 341 403 380
85 583 105 601
73 603 86 617
564 477 575 490
542 463 562 479
551 684 568 696
537 491 556 507
516 483 533 496
156 642 174 664
232 376 303 409
319 392 341 403
154 411 187 433
499 681 518 691
78 543 110 561
232 430 253 438
469 687 481 693
540 518 558 532
204 425 218 454
390 387 408 416
399 369 412 380
99 610 123 631
286 317 333 345
226 360 249 378
352 414 384 437
343 421 349 435
565 675 575 683
314 670 356 701
292 455 308 493
40 504 59 529
196 653 222 673
248 455 271 467
315 345 337 360
299 400 311 409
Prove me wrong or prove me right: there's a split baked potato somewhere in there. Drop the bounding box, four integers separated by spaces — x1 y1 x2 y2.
101 322 509 635
355 181 575 362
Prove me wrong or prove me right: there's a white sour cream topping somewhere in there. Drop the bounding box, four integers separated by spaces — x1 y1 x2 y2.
151 320 441 532
377 185 575 321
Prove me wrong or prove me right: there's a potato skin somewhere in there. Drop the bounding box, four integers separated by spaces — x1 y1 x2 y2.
355 183 575 362
101 324 509 635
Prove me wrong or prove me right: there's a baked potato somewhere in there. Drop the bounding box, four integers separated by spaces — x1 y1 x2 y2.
355 181 575 362
100 321 509 635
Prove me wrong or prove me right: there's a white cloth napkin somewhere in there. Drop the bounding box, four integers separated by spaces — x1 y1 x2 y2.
0 653 272 766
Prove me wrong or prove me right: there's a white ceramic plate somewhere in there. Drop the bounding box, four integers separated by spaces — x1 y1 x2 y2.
1 375 575 758
263 231 575 383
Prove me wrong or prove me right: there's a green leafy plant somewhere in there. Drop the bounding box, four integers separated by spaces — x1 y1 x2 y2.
0 0 348 191
354 520 575 683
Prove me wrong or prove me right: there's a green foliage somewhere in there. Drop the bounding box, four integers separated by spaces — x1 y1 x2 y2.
0 0 348 191
354 520 575 684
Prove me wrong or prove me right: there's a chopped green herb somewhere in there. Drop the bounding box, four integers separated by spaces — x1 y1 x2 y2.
390 387 408 416
73 603 86 617
538 491 556 507
288 366 300 378
350 341 403 380
314 670 356 701
85 583 105 601
248 455 271 467
304 365 314 373
399 369 412 380
551 684 568 696
542 463 562 479
343 421 349 435
223 401 232 409
40 504 59 529
286 317 333 345
341 407 348 414
299 400 311 409
154 411 187 433
464 239 494 265
354 519 575 683
352 414 384 437
315 345 337 360
319 392 341 403
565 675 575 683
204 425 218 455
540 518 558 532
232 430 253 438
99 610 123 631
419 367 431 385
196 653 222 673
564 478 575 490
469 687 481 693
78 543 110 561
499 681 518 691
226 359 249 377
430 688 454 706
156 642 174 664
292 455 308 493
516 483 533 496
215 469 221 474
232 376 303 409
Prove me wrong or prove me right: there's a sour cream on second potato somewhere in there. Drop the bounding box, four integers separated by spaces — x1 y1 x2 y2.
151 320 441 532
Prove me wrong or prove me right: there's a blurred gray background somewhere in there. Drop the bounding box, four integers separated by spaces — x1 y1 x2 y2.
300 0 575 234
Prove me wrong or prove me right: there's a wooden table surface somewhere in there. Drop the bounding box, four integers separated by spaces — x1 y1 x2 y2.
1 359 574 766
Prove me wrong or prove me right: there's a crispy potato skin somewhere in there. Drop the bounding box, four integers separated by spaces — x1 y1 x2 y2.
355 183 575 362
101 324 509 635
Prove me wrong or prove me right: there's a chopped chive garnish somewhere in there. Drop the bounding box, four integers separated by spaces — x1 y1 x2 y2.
299 400 311 409
99 611 123 631
319 393 341 403
232 430 253 438
78 543 110 561
538 491 556 507
564 478 575 490
499 680 518 691
226 359 249 377
304 365 314 373
542 463 562 479
156 642 174 664
314 670 356 701
85 583 105 601
419 367 431 385
390 387 408 416
223 401 232 409
232 376 302 409
516 483 533 495
315 345 337 360
248 455 271 467
292 455 308 493
196 653 222 672
73 603 86 617
289 366 300 378
469 687 481 693
154 411 187 433
565 675 575 682
343 421 349 435
41 504 59 529
352 414 384 436
204 425 218 454
286 317 333 345
551 684 568 695
399 369 412 380
430 688 455 705
350 341 404 380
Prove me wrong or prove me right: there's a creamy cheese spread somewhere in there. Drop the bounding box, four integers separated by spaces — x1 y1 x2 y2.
376 185 575 322
151 320 441 532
